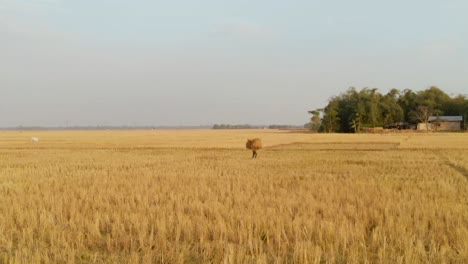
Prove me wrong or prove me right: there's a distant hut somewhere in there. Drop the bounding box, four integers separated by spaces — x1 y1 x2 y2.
418 116 463 131
246 138 262 159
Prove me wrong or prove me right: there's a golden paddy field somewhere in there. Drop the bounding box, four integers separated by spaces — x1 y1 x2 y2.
0 130 467 263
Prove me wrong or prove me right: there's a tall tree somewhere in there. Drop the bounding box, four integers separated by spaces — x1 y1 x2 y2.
381 89 404 125
366 88 382 127
398 89 417 122
337 87 365 133
411 105 433 130
415 86 450 117
321 99 340 133
308 109 322 132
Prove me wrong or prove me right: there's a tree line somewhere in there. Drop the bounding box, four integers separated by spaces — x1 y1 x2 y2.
309 86 468 133
212 124 304 129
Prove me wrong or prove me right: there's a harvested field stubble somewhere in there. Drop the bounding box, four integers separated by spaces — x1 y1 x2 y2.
0 130 467 263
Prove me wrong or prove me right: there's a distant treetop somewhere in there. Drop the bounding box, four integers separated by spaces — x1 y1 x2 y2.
308 86 467 133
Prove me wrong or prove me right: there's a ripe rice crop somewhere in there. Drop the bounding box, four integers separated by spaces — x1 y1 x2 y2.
0 130 467 263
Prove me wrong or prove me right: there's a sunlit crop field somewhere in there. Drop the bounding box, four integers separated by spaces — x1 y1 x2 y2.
0 130 467 263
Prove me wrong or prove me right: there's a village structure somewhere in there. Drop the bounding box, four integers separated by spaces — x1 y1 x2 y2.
417 116 463 131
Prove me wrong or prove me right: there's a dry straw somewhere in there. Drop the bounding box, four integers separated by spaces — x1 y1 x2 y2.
246 138 262 158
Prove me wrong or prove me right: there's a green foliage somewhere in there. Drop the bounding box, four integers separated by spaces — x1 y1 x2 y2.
310 87 467 133
321 99 340 132
308 109 322 132
381 89 404 125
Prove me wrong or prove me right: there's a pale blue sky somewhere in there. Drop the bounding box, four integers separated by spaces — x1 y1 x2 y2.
1 0 467 126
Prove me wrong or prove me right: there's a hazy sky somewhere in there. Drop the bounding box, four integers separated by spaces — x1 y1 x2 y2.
1 0 467 127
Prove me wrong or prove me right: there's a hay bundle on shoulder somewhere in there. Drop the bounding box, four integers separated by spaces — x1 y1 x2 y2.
246 138 262 159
